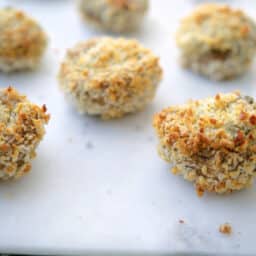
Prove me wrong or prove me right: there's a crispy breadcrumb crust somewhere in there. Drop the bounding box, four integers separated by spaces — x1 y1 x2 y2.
219 223 232 235
176 4 256 80
58 37 162 119
78 0 148 32
0 7 47 72
0 87 50 180
153 92 256 196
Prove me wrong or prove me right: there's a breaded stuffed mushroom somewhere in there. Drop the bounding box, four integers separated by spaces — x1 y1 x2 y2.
153 92 256 196
58 37 162 119
0 7 47 72
176 4 256 81
0 87 50 180
78 0 148 33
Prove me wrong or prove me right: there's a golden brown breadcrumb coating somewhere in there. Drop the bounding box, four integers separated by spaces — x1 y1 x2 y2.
153 92 256 196
0 87 50 180
78 0 148 32
59 37 162 119
219 223 232 235
0 7 47 72
176 3 256 80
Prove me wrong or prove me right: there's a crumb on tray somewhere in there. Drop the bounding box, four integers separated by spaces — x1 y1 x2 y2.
219 223 232 235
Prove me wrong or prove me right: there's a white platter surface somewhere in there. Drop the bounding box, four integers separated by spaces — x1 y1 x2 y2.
0 0 256 255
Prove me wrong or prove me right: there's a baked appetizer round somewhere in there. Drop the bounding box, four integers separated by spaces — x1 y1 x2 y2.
77 0 148 33
0 87 49 180
58 37 162 119
153 92 256 196
0 7 47 72
176 4 256 80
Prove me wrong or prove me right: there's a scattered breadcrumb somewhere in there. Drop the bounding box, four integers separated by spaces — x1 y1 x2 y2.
219 223 232 235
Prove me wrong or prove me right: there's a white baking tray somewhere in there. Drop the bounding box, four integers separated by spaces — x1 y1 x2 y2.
0 0 256 255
